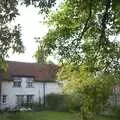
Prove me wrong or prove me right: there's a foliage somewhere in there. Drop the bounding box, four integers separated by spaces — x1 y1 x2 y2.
22 0 56 14
34 40 47 63
66 93 82 112
0 0 24 70
45 93 85 112
36 0 120 73
21 102 43 111
45 93 68 111
58 64 115 120
35 1 120 120
111 106 120 119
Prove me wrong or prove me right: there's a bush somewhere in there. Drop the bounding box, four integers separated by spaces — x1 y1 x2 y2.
45 93 82 112
1 107 10 112
31 102 44 111
111 106 120 118
14 102 43 112
45 93 68 111
66 93 81 112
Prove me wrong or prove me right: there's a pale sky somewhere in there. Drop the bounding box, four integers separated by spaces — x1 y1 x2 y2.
7 5 55 63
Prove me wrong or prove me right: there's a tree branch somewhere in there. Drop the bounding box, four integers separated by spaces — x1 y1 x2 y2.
76 0 93 47
99 0 112 47
79 5 92 41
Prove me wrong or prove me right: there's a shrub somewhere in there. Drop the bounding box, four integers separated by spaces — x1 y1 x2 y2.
66 93 81 112
111 106 120 118
14 102 43 112
31 102 44 111
45 93 68 111
45 93 82 112
1 107 10 112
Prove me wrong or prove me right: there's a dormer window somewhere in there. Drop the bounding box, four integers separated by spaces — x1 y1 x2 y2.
13 77 22 87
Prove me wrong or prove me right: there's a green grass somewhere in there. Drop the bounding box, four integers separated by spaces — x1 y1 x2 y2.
0 111 118 120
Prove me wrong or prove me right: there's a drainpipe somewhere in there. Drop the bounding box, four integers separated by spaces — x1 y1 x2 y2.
43 82 46 107
38 89 41 104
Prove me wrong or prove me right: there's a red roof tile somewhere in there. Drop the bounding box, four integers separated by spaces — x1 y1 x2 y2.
5 61 58 81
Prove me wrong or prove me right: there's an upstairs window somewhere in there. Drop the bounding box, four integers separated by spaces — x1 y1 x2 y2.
13 77 22 87
26 78 34 88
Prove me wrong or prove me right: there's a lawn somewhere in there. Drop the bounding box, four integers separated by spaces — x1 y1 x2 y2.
0 111 118 120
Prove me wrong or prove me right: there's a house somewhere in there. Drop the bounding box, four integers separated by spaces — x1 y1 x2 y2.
0 61 62 110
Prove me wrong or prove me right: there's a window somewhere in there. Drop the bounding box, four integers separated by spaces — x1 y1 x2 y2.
16 95 34 106
26 95 34 104
2 95 7 104
13 77 22 87
16 95 24 106
26 78 33 88
13 80 21 87
27 81 33 88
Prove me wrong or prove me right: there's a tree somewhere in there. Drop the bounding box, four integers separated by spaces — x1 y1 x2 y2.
34 39 47 64
58 64 114 120
35 0 120 119
0 0 57 70
0 0 24 70
36 0 120 73
22 0 56 14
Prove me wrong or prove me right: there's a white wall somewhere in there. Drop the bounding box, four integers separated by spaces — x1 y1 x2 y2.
45 82 62 94
1 77 62 109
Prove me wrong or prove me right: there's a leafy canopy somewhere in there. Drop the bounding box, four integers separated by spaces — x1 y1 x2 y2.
0 0 56 70
36 0 120 73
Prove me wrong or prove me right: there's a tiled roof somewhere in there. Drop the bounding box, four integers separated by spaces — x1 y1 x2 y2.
2 61 58 82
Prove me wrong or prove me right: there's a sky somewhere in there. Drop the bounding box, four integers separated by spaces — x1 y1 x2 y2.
7 5 55 63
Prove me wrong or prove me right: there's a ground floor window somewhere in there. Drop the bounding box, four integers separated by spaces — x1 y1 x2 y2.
16 95 24 106
16 95 34 107
26 95 34 104
2 95 7 104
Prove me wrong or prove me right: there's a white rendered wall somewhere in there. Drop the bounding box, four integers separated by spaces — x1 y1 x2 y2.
1 77 62 109
45 82 62 94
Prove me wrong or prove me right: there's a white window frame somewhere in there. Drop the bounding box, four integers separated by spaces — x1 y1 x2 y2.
13 77 22 87
26 78 34 88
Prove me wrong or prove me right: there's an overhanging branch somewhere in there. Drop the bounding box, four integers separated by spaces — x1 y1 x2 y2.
76 0 93 47
99 0 112 47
